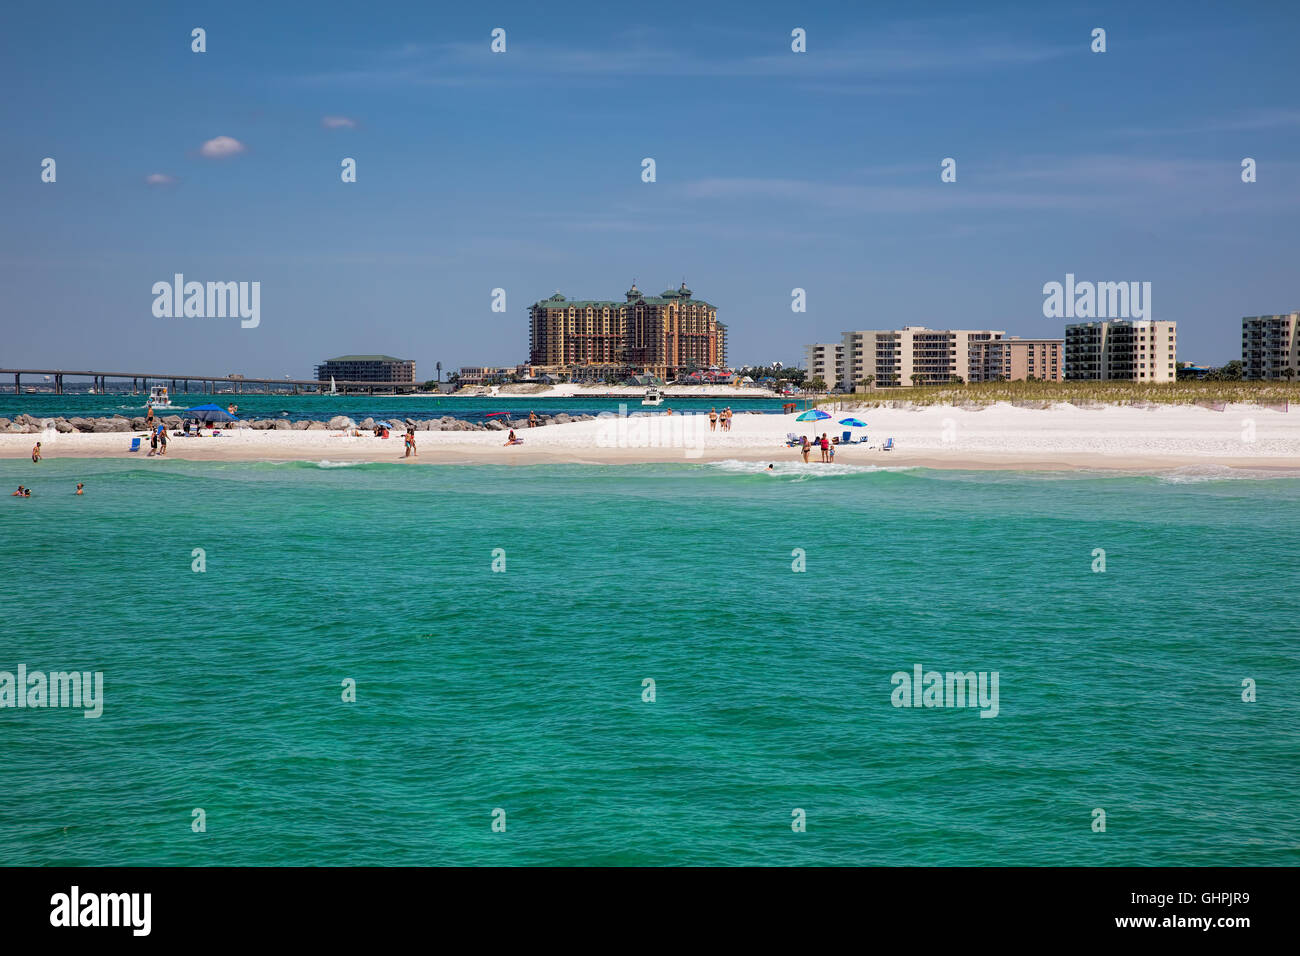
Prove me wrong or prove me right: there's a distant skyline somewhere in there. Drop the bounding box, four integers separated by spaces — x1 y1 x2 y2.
2 0 1297 377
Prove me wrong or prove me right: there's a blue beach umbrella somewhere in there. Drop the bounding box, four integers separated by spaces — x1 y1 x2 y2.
185 403 238 423
838 417 868 428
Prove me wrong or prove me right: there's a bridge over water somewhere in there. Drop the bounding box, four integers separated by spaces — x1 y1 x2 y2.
0 368 424 396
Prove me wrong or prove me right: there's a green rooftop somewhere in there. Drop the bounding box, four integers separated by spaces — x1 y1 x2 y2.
321 355 413 363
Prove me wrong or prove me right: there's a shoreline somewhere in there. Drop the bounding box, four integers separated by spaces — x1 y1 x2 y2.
3 402 1298 474
3 446 1297 475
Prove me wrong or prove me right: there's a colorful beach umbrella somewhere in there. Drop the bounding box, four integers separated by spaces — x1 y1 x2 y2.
796 409 831 423
838 417 868 427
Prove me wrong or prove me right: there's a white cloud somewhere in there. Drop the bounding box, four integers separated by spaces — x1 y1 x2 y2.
145 173 177 185
321 115 357 129
199 136 247 158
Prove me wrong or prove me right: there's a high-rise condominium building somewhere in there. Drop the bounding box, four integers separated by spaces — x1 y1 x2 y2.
527 283 725 380
803 342 844 388
1064 320 1177 381
1242 313 1300 379
833 328 1009 388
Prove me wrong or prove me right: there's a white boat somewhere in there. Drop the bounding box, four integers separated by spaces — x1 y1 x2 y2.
641 386 664 406
329 376 338 396
148 385 173 408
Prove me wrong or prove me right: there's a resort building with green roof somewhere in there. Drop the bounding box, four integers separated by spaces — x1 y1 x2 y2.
314 354 416 384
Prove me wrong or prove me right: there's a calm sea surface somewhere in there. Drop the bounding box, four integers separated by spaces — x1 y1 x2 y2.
0 393 788 423
1 459 1297 865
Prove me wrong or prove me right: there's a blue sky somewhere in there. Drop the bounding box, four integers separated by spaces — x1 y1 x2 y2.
1 0 1297 378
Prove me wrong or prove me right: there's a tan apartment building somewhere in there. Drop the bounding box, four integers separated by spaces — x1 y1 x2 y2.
803 342 844 389
456 366 517 386
968 337 1064 382
834 327 1007 388
1065 320 1177 381
528 283 725 379
1242 312 1300 379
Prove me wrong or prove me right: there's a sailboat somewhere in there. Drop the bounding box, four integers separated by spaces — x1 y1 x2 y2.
329 376 339 396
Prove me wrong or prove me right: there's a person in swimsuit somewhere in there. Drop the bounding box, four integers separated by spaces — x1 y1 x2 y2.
819 434 830 462
145 403 154 429
158 424 168 456
32 442 41 462
709 408 718 432
800 436 811 463
12 486 24 496
505 430 523 446
76 483 84 495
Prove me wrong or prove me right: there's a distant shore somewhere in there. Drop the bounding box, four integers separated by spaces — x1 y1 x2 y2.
440 383 782 399
3 402 1298 474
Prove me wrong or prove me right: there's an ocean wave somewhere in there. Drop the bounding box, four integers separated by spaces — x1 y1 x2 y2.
313 460 370 468
706 459 918 477
1156 465 1298 483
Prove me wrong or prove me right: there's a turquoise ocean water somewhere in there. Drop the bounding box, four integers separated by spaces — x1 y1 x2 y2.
1 458 1297 866
0 393 786 423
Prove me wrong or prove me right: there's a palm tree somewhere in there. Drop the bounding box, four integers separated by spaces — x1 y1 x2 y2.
910 373 924 388
857 375 874 391
1283 367 1295 383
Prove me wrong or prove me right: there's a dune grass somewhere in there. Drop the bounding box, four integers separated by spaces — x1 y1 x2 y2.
815 380 1297 408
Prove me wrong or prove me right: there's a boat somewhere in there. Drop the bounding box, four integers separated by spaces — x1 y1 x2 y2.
148 385 174 408
329 376 339 396
641 386 664 406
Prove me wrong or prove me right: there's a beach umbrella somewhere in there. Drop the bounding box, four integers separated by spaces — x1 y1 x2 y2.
186 403 238 423
838 417 867 427
796 409 830 425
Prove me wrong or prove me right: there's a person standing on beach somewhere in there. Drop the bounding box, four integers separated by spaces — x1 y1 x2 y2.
800 436 811 463
31 442 42 462
828 441 836 464
709 407 718 432
528 411 538 428
145 403 154 430
157 424 168 456
148 427 158 456
819 433 830 463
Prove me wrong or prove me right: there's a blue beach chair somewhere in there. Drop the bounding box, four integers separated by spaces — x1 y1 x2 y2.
882 437 894 451
128 437 141 452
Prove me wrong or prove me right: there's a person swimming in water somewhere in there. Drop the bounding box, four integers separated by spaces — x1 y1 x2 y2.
12 485 25 496
76 482 84 495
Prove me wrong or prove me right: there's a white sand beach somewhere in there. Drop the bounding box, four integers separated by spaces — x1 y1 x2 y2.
3 402 1298 472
